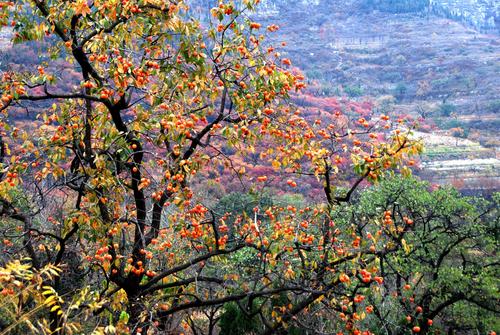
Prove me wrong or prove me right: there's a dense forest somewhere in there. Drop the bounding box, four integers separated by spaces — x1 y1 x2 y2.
0 1 498 335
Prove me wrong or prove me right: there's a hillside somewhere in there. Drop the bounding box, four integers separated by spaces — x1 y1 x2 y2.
1 0 499 194
249 0 500 194
363 0 499 33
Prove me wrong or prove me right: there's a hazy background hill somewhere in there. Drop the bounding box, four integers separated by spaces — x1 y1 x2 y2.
365 0 498 33
192 0 499 33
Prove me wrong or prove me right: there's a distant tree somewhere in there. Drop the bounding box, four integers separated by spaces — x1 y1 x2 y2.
395 54 407 65
416 80 431 98
375 95 396 115
438 103 457 117
415 103 431 120
485 99 500 114
343 84 364 98
450 127 468 142
393 83 408 101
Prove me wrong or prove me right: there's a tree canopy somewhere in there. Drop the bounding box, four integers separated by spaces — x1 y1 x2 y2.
2 1 496 335
331 177 499 334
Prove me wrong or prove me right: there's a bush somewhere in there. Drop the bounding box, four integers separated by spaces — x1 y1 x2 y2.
343 84 364 97
438 103 457 117
219 302 260 335
393 82 408 101
485 99 500 114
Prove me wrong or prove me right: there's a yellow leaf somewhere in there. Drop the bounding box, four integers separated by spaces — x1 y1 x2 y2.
42 290 54 296
74 0 91 17
272 160 281 170
44 295 56 305
402 239 411 254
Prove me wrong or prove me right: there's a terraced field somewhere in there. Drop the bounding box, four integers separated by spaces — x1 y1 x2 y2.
414 131 500 194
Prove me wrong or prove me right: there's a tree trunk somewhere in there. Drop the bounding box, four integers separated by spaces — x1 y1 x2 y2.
128 294 146 333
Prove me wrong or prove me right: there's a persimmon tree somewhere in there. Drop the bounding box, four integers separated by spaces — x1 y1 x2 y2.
0 1 420 334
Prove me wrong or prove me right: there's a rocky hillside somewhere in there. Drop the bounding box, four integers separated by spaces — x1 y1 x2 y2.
192 0 499 34
362 0 499 33
276 0 499 33
429 0 499 33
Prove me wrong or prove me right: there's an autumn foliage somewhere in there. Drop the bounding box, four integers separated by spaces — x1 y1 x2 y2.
0 1 424 334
